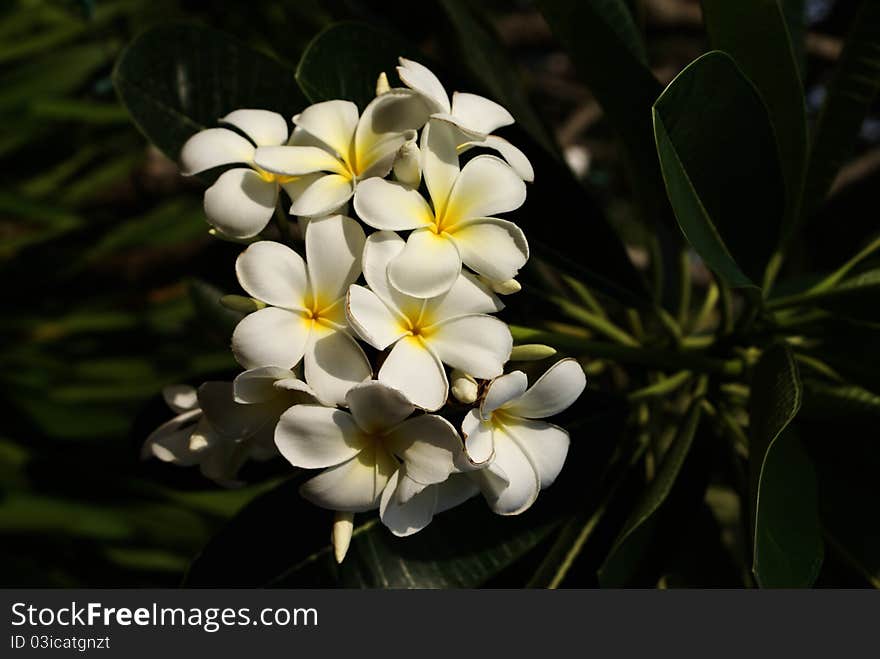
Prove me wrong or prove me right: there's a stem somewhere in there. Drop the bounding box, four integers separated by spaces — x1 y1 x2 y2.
676 249 692 328
510 326 744 377
561 274 608 319
628 370 692 401
549 295 640 347
718 278 734 336
812 234 880 292
692 282 719 334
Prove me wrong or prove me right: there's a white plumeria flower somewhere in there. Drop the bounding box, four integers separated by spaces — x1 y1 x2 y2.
275 381 461 532
231 214 371 406
142 376 315 486
462 359 587 515
252 93 429 218
397 57 534 181
354 127 529 298
346 231 511 410
180 109 297 239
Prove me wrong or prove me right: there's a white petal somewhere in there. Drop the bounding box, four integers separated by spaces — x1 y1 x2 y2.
204 168 277 239
142 408 203 464
292 99 359 159
378 336 448 411
197 381 269 438
396 57 450 113
346 380 415 435
288 173 354 217
461 408 495 464
387 228 461 299
303 325 372 407
444 155 526 225
380 470 439 537
386 414 460 485
346 285 409 350
162 384 198 413
254 145 347 176
505 358 587 419
435 473 480 513
450 92 514 135
354 90 427 178
426 271 503 321
503 418 570 489
425 314 512 379
420 119 461 217
299 443 397 512
450 217 529 282
233 366 299 403
479 432 539 515
360 231 423 320
274 404 365 469
180 128 255 175
305 214 365 307
220 109 289 147
481 371 528 419
235 240 309 310
353 177 434 231
467 134 534 182
232 307 311 369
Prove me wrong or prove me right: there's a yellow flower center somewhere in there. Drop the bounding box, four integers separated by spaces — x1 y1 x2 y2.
254 166 299 185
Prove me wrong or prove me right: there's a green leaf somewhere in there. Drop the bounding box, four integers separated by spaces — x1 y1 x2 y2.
749 344 823 587
702 0 808 237
536 0 668 217
295 21 417 110
802 1 880 220
438 0 557 155
598 399 703 586
769 268 880 322
653 51 786 289
113 23 307 160
186 478 560 587
802 380 880 419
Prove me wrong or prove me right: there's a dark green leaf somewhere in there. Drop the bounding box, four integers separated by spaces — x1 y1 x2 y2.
802 380 880 418
598 399 703 586
188 279 243 340
702 0 808 237
295 21 417 110
653 51 785 289
749 344 823 587
438 0 557 155
802 1 880 221
113 23 307 160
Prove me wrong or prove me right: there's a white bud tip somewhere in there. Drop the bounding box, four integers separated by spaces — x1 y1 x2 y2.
332 511 355 564
376 71 391 96
509 344 557 361
490 278 521 295
450 369 478 404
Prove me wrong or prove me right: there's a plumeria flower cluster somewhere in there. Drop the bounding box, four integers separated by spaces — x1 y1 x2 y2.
144 59 586 561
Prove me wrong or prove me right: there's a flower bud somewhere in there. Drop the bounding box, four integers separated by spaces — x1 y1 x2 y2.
393 140 421 188
485 277 521 295
220 295 265 314
332 511 355 564
451 369 478 404
375 71 391 96
509 343 557 361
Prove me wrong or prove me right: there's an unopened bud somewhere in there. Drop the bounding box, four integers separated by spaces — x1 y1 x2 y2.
510 344 557 361
393 140 421 188
451 369 478 404
375 71 391 96
220 295 265 314
488 278 521 295
332 511 354 564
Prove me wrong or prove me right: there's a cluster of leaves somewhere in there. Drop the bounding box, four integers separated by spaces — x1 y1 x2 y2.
2 0 879 587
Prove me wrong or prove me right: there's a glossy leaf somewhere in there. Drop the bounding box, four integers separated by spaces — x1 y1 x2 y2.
113 23 307 160
295 21 418 110
598 399 703 586
749 344 823 587
653 51 785 289
802 1 880 221
702 0 808 237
